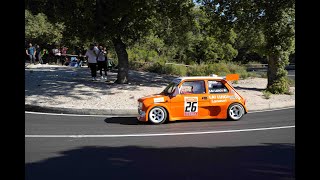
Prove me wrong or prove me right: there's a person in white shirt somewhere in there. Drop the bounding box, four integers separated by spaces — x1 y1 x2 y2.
85 44 98 80
97 45 108 80
93 42 99 57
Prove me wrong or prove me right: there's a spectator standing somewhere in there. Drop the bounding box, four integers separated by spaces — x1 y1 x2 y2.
41 48 49 64
97 45 108 80
60 45 68 65
35 44 44 64
52 46 61 64
26 43 36 65
85 44 98 80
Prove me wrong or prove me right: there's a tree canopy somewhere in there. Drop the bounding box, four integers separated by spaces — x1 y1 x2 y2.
25 0 295 93
198 0 295 93
25 9 65 46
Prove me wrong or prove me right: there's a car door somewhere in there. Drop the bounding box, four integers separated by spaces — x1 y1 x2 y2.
169 80 211 120
207 80 231 118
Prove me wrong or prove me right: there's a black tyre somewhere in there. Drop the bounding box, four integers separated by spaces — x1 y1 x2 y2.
148 106 168 124
227 103 245 121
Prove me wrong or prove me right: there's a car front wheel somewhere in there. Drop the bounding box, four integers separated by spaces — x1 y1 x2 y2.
148 106 167 124
227 103 245 121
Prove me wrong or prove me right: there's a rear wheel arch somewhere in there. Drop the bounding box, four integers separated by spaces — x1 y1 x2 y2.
227 102 245 121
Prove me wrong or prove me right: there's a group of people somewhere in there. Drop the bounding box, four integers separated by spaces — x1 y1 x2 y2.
25 43 49 65
26 41 110 81
26 42 85 66
85 43 109 81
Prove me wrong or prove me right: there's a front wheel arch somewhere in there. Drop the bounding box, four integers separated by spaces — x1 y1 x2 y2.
148 106 169 124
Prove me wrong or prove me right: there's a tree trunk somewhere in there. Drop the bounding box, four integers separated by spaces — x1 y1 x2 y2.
95 0 104 40
267 54 278 88
266 53 289 93
113 37 129 84
264 1 292 94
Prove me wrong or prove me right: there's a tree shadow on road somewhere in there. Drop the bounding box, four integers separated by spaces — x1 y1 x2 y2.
25 143 295 180
25 66 176 101
233 86 266 92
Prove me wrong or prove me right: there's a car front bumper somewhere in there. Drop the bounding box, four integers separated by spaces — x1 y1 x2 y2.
137 109 146 122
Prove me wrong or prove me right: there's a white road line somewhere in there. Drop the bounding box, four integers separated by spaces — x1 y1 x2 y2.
25 107 294 117
25 125 295 138
248 106 294 113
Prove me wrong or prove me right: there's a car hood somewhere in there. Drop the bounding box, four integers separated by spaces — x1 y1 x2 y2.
138 94 168 103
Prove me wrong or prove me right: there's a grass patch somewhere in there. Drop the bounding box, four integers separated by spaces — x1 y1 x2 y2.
262 90 272 99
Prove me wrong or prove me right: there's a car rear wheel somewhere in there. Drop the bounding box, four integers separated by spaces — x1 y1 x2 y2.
148 106 167 124
227 103 245 121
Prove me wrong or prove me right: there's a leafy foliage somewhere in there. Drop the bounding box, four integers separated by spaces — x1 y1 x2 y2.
25 9 65 45
197 0 295 94
26 0 295 91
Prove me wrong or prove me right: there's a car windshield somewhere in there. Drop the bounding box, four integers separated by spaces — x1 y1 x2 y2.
162 82 178 95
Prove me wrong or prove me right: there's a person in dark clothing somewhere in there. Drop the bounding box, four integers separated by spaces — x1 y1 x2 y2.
97 45 108 80
41 48 49 64
35 44 43 64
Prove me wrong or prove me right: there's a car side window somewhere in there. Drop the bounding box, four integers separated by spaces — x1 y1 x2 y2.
208 80 229 94
180 80 206 94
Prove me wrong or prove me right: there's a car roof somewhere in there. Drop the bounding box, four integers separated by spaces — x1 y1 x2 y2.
175 76 225 81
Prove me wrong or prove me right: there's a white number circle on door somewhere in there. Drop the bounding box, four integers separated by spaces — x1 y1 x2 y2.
184 97 198 116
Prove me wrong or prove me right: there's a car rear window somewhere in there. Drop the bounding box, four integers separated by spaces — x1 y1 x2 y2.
208 80 229 93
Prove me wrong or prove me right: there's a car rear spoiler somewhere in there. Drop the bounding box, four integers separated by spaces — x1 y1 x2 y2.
223 74 239 81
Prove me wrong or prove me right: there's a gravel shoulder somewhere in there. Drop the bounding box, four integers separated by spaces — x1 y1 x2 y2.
25 64 295 113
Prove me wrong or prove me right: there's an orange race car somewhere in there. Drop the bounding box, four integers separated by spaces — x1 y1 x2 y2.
137 74 248 124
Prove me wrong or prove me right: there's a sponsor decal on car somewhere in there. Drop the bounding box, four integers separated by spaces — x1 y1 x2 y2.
153 97 165 103
211 99 227 103
209 95 230 103
209 95 230 99
209 88 228 93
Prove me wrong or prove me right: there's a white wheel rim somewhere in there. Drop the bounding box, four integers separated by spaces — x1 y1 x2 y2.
149 108 165 123
229 104 243 120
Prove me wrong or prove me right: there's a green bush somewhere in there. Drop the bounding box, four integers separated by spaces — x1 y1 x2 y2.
266 77 290 94
129 60 146 70
262 90 272 99
187 63 207 76
186 61 249 79
129 58 264 81
166 64 188 76
226 62 250 79
206 62 231 76
145 62 163 74
147 63 187 76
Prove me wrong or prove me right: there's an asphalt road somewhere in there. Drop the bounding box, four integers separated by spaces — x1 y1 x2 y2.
25 108 295 180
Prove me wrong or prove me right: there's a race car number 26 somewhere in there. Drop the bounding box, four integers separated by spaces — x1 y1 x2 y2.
184 97 198 116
